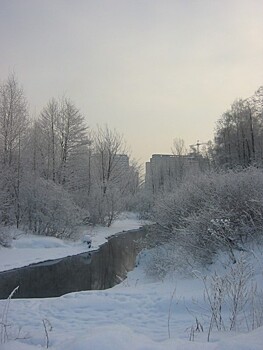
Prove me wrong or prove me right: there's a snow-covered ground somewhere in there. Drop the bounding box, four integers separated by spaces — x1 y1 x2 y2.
1 215 263 350
0 213 144 272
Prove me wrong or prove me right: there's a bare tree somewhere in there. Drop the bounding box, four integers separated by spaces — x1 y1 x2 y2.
171 137 187 156
92 125 126 195
56 97 90 185
214 88 263 169
0 73 28 166
37 99 59 181
171 137 188 184
88 125 138 226
37 97 90 186
0 74 28 227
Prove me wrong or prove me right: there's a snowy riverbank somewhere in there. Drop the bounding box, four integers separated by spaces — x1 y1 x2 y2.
1 253 263 350
0 213 144 272
1 214 263 349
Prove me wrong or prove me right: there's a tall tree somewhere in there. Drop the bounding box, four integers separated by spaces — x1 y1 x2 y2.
56 97 90 186
88 125 139 226
38 98 59 181
0 74 28 166
214 94 262 169
92 125 126 195
171 137 188 184
37 97 90 186
0 74 28 227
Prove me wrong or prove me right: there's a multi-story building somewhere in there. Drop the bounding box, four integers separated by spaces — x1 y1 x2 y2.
145 154 201 194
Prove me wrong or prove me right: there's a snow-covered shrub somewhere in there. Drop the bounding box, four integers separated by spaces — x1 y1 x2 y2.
151 167 263 272
136 224 201 279
0 286 19 344
86 179 136 227
20 175 82 238
138 244 176 280
197 254 263 339
139 242 197 280
0 226 13 248
131 188 154 220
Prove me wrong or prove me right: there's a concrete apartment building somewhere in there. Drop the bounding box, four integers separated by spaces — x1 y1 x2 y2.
145 154 201 194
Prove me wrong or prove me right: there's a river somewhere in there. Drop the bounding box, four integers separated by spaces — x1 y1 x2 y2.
0 227 149 299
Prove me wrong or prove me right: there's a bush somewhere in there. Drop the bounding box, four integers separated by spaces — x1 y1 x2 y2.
151 167 263 269
21 176 82 238
0 226 13 248
198 254 263 339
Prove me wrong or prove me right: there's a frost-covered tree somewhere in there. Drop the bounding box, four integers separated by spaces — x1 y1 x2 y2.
0 74 29 228
20 174 82 237
19 97 91 236
87 126 139 226
56 97 90 186
0 77 140 241
0 74 28 166
36 97 90 188
37 98 59 181
214 87 263 169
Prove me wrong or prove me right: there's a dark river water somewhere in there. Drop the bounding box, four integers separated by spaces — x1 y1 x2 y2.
0 227 148 299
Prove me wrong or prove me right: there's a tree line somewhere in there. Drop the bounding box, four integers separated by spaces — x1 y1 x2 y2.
0 74 139 244
212 86 263 168
1 72 263 248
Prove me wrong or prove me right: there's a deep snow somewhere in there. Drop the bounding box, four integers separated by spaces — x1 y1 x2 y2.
1 214 263 350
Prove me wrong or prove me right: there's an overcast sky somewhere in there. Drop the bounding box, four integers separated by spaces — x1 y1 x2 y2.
1 0 263 165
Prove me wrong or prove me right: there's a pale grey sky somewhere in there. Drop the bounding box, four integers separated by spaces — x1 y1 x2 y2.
1 0 263 164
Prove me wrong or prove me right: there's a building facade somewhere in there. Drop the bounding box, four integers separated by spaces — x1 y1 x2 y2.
145 154 201 194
